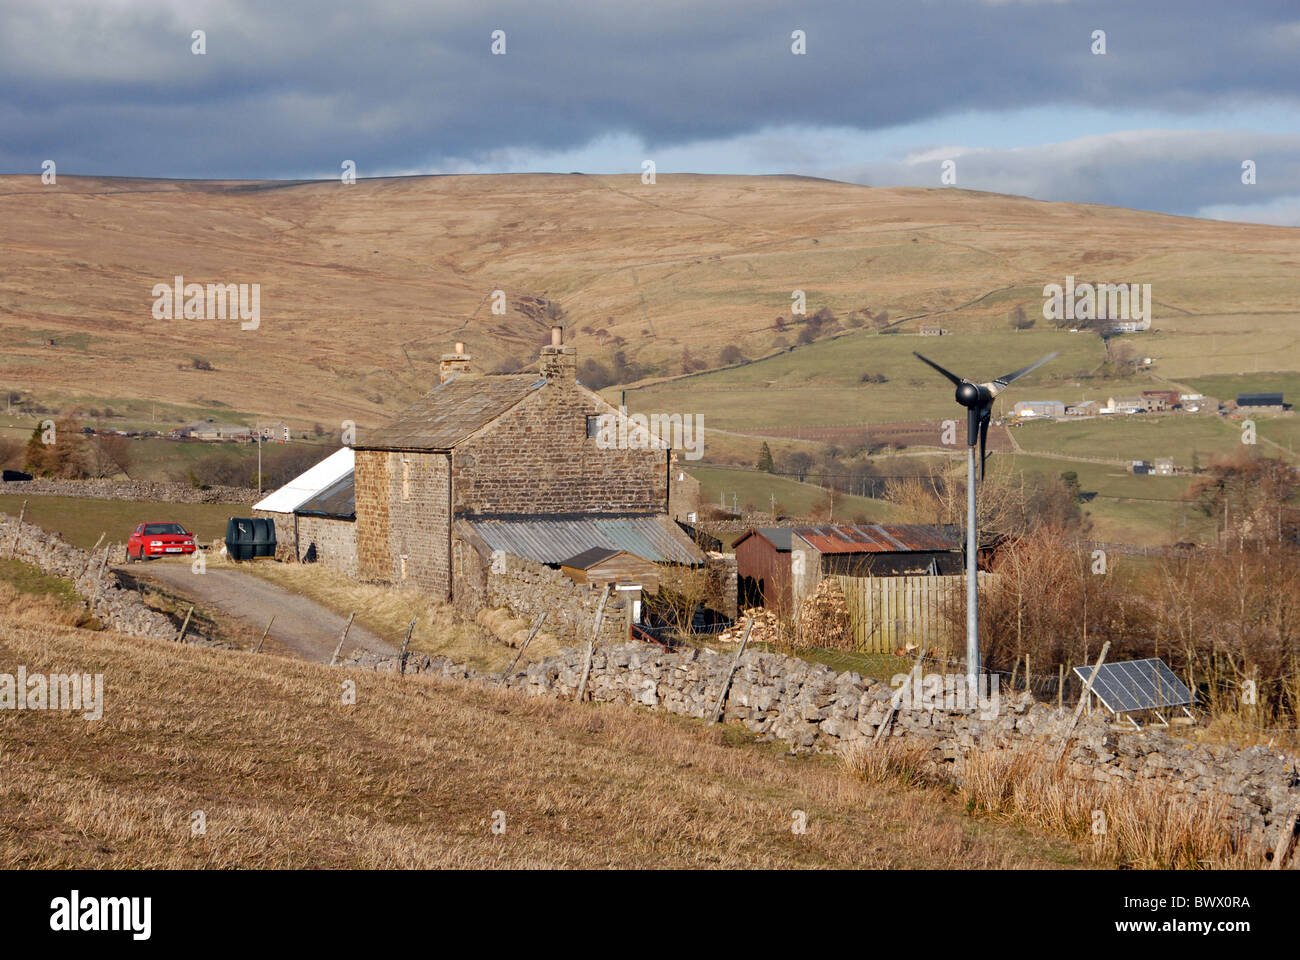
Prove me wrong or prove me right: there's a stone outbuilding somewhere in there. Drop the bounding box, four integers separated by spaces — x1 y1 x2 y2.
253 446 355 567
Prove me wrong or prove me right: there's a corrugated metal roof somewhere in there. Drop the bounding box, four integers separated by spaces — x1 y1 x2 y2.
793 523 961 554
253 447 354 513
464 515 704 565
357 374 545 451
295 472 355 520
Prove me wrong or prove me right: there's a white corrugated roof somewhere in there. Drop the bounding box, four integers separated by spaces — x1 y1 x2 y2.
253 447 355 513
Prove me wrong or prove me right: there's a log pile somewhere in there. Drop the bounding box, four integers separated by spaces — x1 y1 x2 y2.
716 578 852 650
716 607 783 644
795 577 852 649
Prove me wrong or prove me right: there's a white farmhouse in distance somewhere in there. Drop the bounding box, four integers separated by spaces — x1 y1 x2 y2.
1013 400 1066 418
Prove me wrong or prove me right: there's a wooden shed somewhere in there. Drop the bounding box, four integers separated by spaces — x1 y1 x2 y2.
733 528 797 616
560 547 660 595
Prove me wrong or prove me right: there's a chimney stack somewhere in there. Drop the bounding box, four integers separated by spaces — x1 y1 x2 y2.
540 325 576 381
439 341 472 383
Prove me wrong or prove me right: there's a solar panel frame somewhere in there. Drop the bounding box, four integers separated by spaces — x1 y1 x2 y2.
1071 658 1193 714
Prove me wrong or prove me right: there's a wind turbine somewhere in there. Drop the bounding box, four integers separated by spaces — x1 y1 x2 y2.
912 350 1057 685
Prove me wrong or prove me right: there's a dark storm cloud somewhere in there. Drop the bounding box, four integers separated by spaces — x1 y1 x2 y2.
0 0 1296 179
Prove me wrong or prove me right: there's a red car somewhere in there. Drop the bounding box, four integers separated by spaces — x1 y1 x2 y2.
127 522 198 561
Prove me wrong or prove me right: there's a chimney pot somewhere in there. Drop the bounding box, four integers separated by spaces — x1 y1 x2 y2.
454 341 465 355
550 325 563 346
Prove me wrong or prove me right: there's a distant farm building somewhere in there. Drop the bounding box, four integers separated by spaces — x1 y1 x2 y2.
1104 396 1146 415
173 421 252 441
1141 389 1180 409
1154 458 1175 476
1235 393 1286 413
1065 400 1099 417
918 325 945 336
1131 460 1153 475
255 420 293 443
1013 400 1065 419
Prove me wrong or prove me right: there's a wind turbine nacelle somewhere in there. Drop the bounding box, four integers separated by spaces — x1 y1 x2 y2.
955 382 990 409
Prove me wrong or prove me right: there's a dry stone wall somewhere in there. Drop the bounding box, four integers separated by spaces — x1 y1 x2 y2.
1 478 259 504
481 553 627 646
0 512 175 641
344 639 1300 846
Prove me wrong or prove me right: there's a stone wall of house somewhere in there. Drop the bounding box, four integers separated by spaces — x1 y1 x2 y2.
354 449 389 582
452 380 667 517
0 478 259 504
342 639 1300 851
354 449 450 596
296 515 358 578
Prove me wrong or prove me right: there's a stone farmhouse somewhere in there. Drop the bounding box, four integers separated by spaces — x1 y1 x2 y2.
351 328 703 606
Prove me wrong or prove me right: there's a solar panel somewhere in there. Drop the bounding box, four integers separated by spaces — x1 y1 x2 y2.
1072 658 1193 714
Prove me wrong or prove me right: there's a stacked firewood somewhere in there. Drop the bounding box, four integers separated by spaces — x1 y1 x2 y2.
795 578 852 649
716 607 783 644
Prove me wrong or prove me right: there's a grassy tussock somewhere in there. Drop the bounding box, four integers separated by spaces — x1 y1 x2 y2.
843 739 1265 869
0 616 1085 869
0 560 96 630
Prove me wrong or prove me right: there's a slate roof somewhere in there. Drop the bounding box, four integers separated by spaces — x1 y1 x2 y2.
294 472 355 520
356 374 547 451
460 514 704 565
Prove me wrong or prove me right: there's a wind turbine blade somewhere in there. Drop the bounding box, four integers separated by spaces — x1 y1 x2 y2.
913 352 964 386
993 351 1058 389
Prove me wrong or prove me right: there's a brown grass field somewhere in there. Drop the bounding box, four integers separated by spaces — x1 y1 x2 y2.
0 594 1088 869
2 173 1297 437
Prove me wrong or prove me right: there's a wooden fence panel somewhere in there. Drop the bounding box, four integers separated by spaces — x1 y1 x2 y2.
836 573 994 654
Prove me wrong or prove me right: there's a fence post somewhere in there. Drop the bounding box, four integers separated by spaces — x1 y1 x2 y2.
874 648 926 745
1268 802 1300 870
398 617 416 675
1055 641 1110 763
709 617 753 724
575 586 611 703
330 612 356 666
7 500 27 557
78 532 106 579
253 616 275 654
176 605 194 643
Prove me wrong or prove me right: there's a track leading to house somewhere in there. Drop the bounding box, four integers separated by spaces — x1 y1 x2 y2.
120 560 396 662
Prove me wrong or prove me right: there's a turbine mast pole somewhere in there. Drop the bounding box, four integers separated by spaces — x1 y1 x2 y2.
966 443 979 686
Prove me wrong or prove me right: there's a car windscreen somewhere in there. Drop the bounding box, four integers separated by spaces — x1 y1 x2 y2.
143 523 188 536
